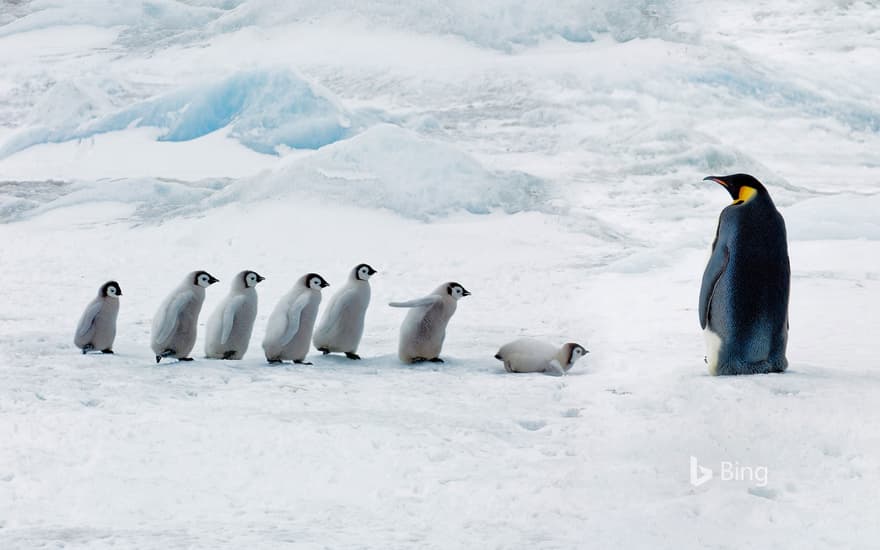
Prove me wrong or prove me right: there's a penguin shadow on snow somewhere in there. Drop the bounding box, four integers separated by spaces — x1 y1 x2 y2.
312 353 472 373
693 368 809 400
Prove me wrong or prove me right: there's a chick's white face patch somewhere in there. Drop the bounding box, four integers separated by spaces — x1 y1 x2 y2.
449 285 468 299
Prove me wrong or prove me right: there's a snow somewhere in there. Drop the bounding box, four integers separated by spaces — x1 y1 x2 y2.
1 1 879 548
219 124 547 220
0 69 358 158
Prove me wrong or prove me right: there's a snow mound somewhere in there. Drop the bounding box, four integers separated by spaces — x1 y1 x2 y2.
3 126 546 223
0 180 72 222
785 194 880 241
223 124 546 220
0 0 228 45
0 69 356 158
212 0 680 50
0 177 228 223
690 67 880 134
2 0 682 51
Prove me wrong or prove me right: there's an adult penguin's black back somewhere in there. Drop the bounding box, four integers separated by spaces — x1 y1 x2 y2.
699 174 790 375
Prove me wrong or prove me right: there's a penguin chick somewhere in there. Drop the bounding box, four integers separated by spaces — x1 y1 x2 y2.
390 281 470 364
263 273 329 364
74 280 122 354
494 339 588 376
205 270 265 360
151 270 219 363
313 263 377 360
700 174 790 375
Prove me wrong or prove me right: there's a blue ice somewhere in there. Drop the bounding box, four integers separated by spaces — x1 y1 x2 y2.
0 69 354 158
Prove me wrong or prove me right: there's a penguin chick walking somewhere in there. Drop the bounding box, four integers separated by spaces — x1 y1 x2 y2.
390 282 470 364
262 273 329 364
74 281 122 354
313 263 377 360
700 174 790 375
494 339 588 376
151 270 219 363
205 270 265 360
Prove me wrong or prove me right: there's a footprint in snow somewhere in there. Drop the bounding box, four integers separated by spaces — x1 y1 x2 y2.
517 419 547 431
747 487 778 500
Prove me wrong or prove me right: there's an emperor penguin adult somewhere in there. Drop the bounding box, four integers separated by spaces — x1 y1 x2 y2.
313 263 377 360
151 270 219 363
262 273 329 364
74 281 122 354
494 339 588 376
700 174 790 375
390 281 470 364
204 270 265 360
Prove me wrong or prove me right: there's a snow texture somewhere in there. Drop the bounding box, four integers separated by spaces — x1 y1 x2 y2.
1 0 879 548
0 69 356 158
219 124 547 220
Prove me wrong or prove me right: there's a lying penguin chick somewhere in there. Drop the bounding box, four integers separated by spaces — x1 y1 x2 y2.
495 339 588 376
390 281 470 364
263 273 329 365
313 263 377 360
151 270 219 363
205 270 265 360
74 281 122 354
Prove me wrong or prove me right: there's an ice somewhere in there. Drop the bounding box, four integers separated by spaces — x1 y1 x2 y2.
2 126 546 223
0 0 228 45
0 69 357 158
689 67 880 133
2 0 680 52
222 124 546 220
206 0 680 51
1 1 879 548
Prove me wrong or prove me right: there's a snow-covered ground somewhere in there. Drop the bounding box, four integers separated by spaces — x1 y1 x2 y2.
1 1 879 548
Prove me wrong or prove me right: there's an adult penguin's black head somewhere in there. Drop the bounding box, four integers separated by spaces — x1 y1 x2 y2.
704 174 768 205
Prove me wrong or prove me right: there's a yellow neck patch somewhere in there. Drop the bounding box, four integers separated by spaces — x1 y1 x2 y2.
735 185 757 204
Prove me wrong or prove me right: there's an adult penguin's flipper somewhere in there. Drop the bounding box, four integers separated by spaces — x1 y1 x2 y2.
699 245 729 329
